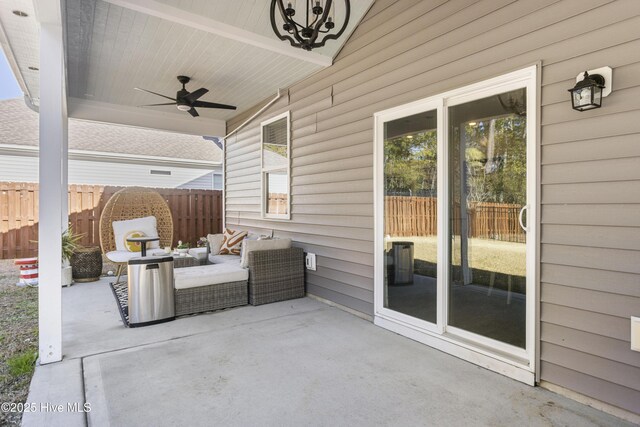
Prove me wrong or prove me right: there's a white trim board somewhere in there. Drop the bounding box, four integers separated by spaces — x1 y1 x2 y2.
0 144 221 169
260 110 291 221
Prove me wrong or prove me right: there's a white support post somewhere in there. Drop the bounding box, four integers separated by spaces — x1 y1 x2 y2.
61 77 68 230
38 22 67 364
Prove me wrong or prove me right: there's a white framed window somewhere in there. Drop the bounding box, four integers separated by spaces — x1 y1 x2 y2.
261 111 291 219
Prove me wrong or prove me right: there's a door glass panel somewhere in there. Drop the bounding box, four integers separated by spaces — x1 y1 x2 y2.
448 88 527 348
383 110 438 323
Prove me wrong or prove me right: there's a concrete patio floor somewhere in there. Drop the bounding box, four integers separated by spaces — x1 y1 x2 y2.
23 278 633 427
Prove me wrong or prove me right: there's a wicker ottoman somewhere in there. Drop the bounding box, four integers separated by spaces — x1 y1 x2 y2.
174 263 248 316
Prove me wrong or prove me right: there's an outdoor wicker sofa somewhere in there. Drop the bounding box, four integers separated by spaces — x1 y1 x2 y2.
248 247 305 306
174 279 248 316
173 247 304 316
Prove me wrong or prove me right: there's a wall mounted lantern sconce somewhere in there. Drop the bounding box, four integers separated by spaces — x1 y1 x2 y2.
568 66 612 111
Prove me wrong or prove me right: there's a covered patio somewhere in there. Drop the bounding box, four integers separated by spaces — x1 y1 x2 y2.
1 0 639 424
23 279 631 426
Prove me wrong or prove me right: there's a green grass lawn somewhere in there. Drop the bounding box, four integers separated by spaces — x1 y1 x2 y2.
386 235 526 277
0 260 38 427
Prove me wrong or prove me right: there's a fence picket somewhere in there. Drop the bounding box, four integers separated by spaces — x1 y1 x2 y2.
0 182 222 259
384 196 524 243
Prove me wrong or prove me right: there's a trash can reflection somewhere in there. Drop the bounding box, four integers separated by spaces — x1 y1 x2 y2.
392 241 414 285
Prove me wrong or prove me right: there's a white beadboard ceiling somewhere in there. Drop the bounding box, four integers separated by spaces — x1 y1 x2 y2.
0 0 373 127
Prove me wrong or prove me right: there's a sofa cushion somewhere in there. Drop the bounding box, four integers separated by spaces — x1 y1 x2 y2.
239 234 260 266
208 254 241 265
188 247 208 260
240 238 292 268
174 263 248 290
219 228 248 255
206 233 225 255
112 216 159 251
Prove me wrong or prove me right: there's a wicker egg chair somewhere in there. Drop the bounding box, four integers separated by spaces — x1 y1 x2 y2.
99 187 174 283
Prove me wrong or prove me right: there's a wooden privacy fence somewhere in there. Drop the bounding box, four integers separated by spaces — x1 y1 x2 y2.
0 182 222 259
268 193 288 215
385 196 437 237
385 196 524 243
470 201 524 243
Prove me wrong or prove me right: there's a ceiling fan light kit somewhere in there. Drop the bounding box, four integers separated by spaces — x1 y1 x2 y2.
270 0 350 51
136 76 236 117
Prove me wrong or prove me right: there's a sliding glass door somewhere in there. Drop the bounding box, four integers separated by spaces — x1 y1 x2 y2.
383 109 438 324
375 67 537 380
448 88 528 350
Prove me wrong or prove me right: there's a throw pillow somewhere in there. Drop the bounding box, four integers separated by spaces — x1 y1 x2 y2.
112 216 159 251
219 228 248 255
240 238 292 268
206 233 225 255
124 231 147 252
238 233 259 264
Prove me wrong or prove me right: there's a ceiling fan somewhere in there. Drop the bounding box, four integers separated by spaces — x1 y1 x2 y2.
135 76 236 117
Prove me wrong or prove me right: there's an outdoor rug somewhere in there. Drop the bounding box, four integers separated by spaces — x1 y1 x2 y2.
109 282 130 327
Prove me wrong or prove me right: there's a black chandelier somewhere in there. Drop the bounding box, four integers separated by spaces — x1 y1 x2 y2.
270 1 350 51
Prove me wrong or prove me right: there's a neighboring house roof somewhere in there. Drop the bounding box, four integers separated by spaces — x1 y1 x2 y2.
0 98 221 163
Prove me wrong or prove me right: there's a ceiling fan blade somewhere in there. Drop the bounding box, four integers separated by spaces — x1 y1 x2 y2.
193 100 237 110
139 102 177 107
134 87 176 101
185 88 208 103
188 107 199 117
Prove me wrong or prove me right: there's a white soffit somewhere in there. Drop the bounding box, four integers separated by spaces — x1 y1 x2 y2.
0 0 39 101
1 0 373 129
150 0 369 58
65 0 322 122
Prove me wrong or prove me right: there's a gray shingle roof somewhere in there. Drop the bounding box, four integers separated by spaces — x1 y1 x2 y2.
0 98 221 162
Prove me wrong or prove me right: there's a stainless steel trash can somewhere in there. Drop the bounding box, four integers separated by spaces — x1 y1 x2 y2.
127 256 175 327
392 241 414 285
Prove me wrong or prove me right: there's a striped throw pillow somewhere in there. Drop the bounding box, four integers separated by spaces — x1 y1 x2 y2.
219 228 248 255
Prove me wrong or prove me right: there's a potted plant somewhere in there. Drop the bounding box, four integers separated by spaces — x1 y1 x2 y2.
32 226 84 286
62 227 83 286
176 241 189 256
196 237 208 248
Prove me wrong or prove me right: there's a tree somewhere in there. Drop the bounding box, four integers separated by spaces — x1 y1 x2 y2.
384 129 437 196
463 115 527 205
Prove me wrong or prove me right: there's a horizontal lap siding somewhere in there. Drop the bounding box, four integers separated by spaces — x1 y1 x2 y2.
224 0 640 413
535 0 640 413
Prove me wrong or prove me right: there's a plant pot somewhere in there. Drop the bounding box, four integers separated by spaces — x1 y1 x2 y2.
70 246 103 282
177 248 188 256
62 265 73 287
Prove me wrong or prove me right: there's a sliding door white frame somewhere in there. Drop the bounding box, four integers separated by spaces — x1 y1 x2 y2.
373 65 538 385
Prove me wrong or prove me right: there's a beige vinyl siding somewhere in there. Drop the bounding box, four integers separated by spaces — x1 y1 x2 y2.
225 0 640 414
